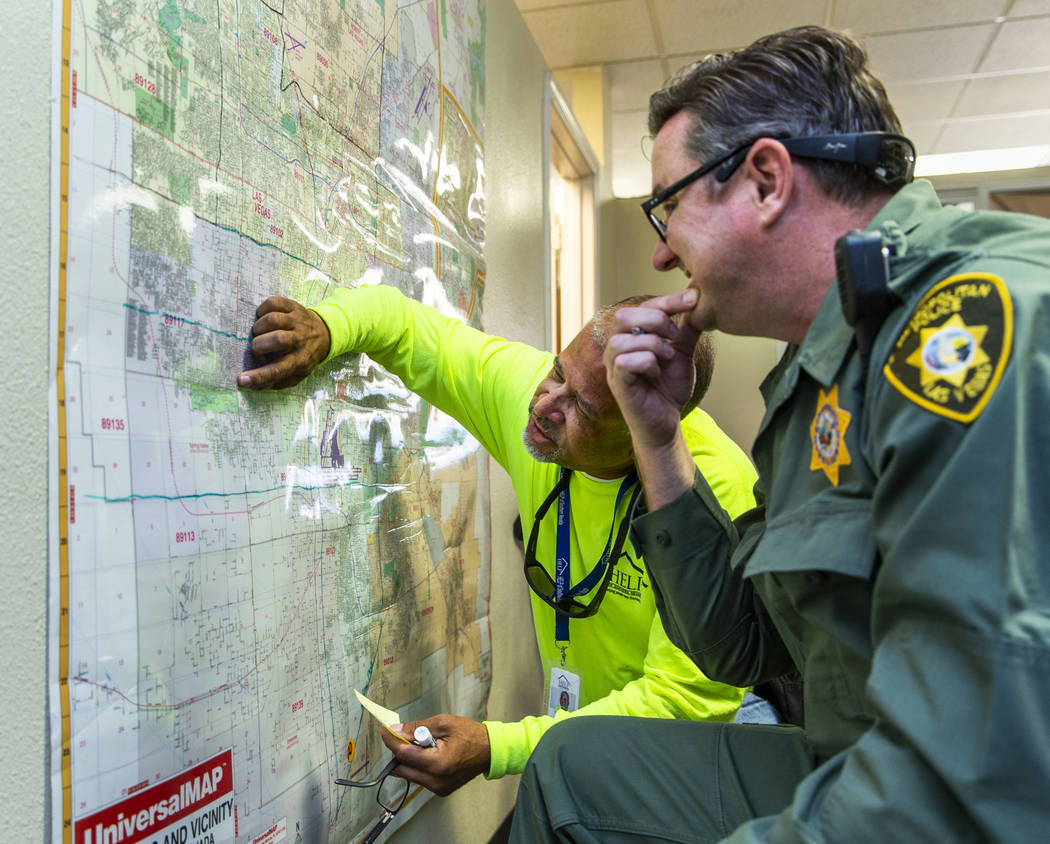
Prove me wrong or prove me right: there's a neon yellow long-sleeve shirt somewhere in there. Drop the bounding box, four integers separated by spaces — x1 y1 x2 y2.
311 283 758 778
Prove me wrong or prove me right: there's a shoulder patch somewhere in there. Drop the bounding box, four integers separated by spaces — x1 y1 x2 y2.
884 273 1013 423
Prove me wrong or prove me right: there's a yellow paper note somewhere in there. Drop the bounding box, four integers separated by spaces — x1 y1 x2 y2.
354 689 412 744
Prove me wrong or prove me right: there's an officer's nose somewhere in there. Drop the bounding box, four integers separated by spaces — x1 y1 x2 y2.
652 238 680 272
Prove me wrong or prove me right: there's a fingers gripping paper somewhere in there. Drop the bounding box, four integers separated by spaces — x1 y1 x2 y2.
355 689 412 744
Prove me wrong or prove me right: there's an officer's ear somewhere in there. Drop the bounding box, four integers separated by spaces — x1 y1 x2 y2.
741 138 793 228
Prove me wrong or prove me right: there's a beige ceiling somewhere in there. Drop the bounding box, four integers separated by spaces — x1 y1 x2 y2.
512 0 1050 196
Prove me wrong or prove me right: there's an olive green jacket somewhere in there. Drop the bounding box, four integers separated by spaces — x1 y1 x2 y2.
631 180 1050 841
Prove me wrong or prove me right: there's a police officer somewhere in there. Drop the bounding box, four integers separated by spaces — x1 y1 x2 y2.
511 25 1050 842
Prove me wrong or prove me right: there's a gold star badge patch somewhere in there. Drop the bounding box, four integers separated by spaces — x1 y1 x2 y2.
885 273 1013 423
810 384 852 486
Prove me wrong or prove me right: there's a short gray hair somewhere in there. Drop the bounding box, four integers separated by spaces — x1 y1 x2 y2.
590 296 715 418
649 26 903 206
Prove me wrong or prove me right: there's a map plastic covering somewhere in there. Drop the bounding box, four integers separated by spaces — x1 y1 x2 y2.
49 1 489 841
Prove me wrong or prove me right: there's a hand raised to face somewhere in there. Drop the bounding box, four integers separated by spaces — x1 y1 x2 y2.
602 288 702 451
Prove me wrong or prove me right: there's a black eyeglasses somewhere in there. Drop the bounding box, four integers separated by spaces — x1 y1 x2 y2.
336 757 409 843
641 132 916 242
522 471 640 618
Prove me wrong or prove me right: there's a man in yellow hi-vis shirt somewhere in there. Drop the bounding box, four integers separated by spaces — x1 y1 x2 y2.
238 283 759 795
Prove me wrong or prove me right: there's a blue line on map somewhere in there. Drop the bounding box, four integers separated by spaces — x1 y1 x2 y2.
122 302 250 342
86 481 389 503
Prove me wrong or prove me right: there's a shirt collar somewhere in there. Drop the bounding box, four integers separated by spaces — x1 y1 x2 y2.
868 179 942 242
792 180 944 389
794 275 855 388
579 470 629 484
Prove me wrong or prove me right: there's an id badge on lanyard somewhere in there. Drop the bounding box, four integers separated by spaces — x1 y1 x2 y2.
546 662 583 715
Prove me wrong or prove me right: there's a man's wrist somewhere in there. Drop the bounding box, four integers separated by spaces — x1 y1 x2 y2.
306 309 332 365
306 304 338 363
633 432 695 510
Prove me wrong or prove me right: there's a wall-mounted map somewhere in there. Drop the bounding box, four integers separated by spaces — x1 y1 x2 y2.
50 1 488 841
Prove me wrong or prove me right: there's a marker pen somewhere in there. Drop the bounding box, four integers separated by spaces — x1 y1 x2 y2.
413 725 437 748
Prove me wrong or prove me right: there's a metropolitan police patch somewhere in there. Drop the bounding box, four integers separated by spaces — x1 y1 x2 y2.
884 273 1013 423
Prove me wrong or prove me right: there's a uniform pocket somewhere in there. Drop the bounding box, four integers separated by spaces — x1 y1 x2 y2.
744 498 877 580
744 499 879 751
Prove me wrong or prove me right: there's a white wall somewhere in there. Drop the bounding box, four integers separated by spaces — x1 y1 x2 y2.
0 0 51 835
0 0 51 839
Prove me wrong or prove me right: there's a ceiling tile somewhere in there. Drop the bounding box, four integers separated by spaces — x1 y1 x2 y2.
952 71 1050 117
1008 0 1050 15
665 28 996 87
521 0 657 68
608 59 667 112
980 17 1050 71
903 122 947 155
884 80 968 125
650 0 828 55
933 112 1050 152
511 0 1050 194
832 0 1009 34
663 53 711 76
863 25 995 82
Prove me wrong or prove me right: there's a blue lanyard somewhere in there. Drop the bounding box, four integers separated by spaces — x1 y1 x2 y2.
554 467 639 643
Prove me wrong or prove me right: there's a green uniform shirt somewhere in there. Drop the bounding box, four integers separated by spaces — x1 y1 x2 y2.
632 180 1050 840
312 283 757 778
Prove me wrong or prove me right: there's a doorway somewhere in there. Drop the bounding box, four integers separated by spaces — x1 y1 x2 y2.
548 81 598 352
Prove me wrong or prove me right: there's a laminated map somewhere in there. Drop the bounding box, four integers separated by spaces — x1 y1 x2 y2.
50 1 489 841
